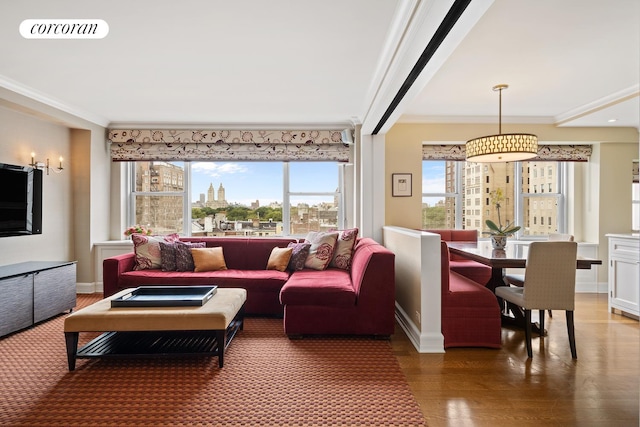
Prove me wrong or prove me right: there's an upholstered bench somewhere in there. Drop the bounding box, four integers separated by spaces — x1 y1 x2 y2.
64 288 246 370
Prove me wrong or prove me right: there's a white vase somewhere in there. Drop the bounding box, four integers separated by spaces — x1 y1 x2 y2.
490 235 507 249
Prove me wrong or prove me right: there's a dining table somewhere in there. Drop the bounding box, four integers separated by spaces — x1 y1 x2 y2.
446 240 603 333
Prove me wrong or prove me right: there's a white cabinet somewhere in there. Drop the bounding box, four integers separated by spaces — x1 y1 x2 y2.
607 234 640 318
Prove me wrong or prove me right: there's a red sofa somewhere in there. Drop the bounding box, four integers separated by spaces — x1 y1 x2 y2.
103 237 297 315
426 229 491 285
440 242 501 348
103 236 396 337
279 238 395 337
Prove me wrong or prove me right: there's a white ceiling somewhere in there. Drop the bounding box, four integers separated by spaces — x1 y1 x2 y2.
0 0 638 132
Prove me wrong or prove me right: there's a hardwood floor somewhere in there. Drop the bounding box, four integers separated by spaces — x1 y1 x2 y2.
391 293 640 426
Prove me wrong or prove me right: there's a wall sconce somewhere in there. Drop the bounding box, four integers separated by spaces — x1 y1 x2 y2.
29 152 64 175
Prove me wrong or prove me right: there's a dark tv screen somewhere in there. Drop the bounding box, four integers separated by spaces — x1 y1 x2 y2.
0 163 42 236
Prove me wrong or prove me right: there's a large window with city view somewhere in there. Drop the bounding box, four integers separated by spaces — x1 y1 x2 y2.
422 160 565 238
129 161 341 237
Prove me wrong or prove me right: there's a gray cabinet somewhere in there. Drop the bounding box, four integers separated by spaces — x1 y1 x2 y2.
0 261 76 337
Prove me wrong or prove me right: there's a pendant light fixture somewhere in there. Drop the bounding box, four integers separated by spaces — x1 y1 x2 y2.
466 84 538 162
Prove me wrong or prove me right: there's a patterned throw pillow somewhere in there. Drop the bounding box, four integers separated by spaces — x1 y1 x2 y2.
132 233 180 270
266 247 293 272
287 242 311 271
304 231 339 270
329 228 359 270
175 241 206 271
159 242 178 271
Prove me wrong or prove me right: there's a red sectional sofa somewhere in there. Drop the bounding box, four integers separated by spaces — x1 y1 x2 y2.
103 236 396 336
440 241 501 348
280 238 395 337
426 229 491 285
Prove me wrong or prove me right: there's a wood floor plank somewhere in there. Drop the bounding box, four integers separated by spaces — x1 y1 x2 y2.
391 293 639 426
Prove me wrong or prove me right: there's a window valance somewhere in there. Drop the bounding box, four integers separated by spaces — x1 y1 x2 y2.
108 129 350 162
422 144 592 162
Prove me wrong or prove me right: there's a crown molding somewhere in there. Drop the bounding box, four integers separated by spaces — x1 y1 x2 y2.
396 114 554 124
554 84 640 126
107 121 354 130
0 74 110 127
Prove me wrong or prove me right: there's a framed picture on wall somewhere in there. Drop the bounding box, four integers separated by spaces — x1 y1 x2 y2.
392 173 412 197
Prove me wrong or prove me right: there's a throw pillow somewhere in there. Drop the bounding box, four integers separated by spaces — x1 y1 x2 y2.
329 228 359 270
304 231 339 270
266 247 293 272
287 242 311 271
174 241 206 271
191 247 228 272
159 242 178 271
132 233 180 270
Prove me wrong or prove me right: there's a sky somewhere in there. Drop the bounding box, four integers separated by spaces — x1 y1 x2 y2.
422 161 446 206
190 162 339 207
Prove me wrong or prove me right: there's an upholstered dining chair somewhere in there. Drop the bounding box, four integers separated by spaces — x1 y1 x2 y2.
505 233 575 319
548 233 575 242
496 241 579 358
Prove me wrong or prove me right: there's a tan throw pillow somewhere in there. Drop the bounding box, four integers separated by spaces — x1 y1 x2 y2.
304 231 339 270
191 247 228 272
266 247 293 272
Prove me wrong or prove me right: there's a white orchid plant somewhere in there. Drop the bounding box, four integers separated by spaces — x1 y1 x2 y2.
484 188 520 236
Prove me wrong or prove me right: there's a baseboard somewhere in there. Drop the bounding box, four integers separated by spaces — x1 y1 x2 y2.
76 282 101 294
576 281 608 293
395 302 445 353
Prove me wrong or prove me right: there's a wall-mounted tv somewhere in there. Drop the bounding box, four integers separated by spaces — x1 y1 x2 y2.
0 163 42 237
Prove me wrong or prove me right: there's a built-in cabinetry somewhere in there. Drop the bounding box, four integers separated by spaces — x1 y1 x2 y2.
0 261 77 337
607 234 640 319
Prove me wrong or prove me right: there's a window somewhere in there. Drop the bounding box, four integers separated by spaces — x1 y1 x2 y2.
129 161 343 236
422 159 567 237
422 161 461 229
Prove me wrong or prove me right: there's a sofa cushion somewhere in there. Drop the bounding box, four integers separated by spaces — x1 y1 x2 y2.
119 269 289 292
445 271 498 308
280 269 355 307
267 247 293 272
304 231 339 270
449 260 491 286
287 242 311 271
191 247 228 272
329 228 359 270
132 233 180 270
175 241 206 271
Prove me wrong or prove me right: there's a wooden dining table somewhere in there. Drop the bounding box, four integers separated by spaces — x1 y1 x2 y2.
446 240 602 332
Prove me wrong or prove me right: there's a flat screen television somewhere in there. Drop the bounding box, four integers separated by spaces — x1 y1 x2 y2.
0 163 42 237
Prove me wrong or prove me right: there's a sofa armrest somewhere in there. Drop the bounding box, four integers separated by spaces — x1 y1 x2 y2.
350 238 395 309
103 253 136 296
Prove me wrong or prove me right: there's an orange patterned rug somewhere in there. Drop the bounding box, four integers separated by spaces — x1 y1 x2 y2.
0 294 425 426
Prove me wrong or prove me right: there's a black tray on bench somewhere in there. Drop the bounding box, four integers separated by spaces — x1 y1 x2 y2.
110 285 217 307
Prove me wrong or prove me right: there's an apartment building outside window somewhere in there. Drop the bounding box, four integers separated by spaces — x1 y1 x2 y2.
128 161 343 237
422 160 566 237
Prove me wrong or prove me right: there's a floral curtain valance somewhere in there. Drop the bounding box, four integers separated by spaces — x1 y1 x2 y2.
108 129 350 162
422 144 592 162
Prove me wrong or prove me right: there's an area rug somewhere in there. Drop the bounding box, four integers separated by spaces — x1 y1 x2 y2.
0 294 425 426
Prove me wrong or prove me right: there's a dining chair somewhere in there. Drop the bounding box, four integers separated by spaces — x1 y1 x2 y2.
505 233 575 319
496 241 579 358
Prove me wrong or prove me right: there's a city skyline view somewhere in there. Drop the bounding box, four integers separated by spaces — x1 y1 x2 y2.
190 161 339 207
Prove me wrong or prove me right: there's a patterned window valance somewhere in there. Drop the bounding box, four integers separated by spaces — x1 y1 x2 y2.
422 144 592 162
108 129 350 162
